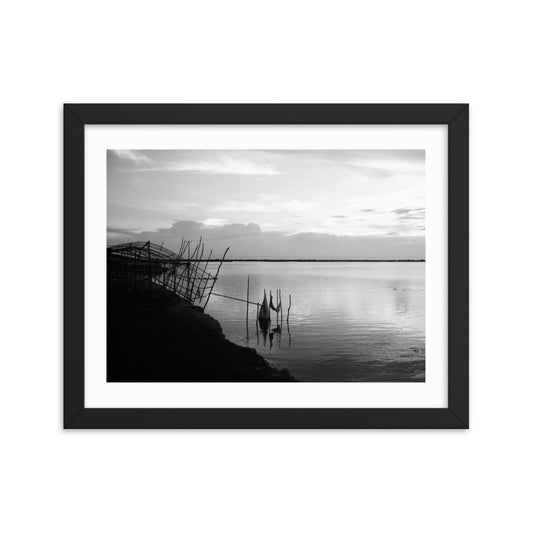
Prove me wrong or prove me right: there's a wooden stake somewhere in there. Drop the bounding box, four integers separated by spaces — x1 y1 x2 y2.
280 289 283 325
276 289 279 325
246 275 250 339
147 240 152 298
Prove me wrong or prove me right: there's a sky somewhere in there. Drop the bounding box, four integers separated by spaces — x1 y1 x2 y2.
107 149 425 259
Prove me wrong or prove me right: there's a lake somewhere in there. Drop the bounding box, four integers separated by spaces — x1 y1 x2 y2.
205 261 425 382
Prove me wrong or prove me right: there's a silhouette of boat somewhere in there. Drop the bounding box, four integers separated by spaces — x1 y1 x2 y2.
258 290 271 334
259 290 270 321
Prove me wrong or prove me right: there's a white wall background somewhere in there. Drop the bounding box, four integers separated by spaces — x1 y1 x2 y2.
1 1 531 532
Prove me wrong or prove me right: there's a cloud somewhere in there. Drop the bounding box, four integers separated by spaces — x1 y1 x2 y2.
290 150 424 178
107 149 426 245
215 201 273 213
279 200 313 211
113 150 152 165
106 226 140 237
389 207 426 234
107 220 425 260
344 151 425 178
393 207 424 215
345 163 424 179
345 165 396 179
392 207 425 222
138 154 280 176
203 218 228 226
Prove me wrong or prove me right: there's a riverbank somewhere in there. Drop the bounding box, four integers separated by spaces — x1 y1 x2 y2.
107 279 295 382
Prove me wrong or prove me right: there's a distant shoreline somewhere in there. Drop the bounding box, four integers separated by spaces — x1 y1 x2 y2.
209 259 426 262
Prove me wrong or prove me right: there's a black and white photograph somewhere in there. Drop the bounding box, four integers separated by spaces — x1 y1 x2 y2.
17 0 533 530
107 149 426 383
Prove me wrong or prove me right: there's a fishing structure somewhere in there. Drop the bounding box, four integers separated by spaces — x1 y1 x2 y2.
108 238 292 345
211 280 292 345
107 239 229 309
256 288 290 346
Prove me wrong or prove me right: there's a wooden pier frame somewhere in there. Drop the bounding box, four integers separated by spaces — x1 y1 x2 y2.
107 240 228 308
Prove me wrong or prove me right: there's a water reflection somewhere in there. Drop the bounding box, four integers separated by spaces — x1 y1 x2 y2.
205 262 425 382
256 316 284 351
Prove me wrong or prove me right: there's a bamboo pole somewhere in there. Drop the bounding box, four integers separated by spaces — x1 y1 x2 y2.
287 294 291 323
147 240 152 298
256 302 260 341
188 238 203 302
246 275 250 339
197 248 213 304
210 292 258 305
186 241 191 300
204 247 229 309
276 289 280 326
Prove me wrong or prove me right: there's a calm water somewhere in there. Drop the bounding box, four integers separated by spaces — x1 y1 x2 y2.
205 262 425 382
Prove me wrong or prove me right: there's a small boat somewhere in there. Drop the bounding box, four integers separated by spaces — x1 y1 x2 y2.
258 290 270 321
258 290 271 337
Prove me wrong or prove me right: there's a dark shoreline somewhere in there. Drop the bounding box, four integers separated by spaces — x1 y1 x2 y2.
107 279 295 382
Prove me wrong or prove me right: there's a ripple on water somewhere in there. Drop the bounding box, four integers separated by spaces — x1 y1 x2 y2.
206 262 425 382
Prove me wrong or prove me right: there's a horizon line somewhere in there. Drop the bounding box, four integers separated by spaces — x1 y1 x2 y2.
208 259 426 262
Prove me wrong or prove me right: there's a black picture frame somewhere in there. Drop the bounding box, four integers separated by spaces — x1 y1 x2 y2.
64 103 469 429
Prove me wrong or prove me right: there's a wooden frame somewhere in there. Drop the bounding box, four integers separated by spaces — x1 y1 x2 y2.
64 103 469 429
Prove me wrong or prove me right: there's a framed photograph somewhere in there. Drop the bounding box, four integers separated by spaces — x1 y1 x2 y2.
64 103 468 429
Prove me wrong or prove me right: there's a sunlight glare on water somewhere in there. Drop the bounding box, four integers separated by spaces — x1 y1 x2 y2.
205 262 425 382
